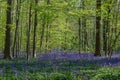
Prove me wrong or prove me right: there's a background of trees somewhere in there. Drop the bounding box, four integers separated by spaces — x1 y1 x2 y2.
0 0 120 59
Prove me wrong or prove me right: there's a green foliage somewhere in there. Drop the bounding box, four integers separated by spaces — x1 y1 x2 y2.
91 67 120 80
27 73 45 80
50 73 68 80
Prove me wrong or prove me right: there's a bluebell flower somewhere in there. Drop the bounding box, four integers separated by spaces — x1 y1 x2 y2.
0 69 3 75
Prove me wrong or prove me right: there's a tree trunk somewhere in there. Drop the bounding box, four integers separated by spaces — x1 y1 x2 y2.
82 1 87 52
26 2 32 59
45 24 49 53
40 17 45 53
78 18 81 54
12 0 21 58
103 20 108 56
4 0 13 59
82 17 87 52
33 0 38 58
94 0 101 56
103 0 112 56
45 0 50 53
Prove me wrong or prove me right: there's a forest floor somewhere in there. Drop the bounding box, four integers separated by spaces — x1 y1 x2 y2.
0 52 120 80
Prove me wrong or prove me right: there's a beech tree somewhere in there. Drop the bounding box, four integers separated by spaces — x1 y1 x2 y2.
95 0 101 56
33 0 38 58
4 0 13 59
12 0 21 58
26 1 32 59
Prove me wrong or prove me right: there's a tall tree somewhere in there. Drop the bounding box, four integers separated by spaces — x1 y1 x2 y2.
40 0 50 53
106 0 120 57
94 0 101 56
45 0 50 53
82 1 87 52
40 17 45 53
102 1 111 56
26 2 32 59
4 0 13 59
78 18 81 54
12 0 21 58
33 0 38 58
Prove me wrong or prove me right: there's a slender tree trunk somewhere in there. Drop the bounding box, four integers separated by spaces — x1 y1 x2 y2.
12 0 21 58
33 0 38 58
19 19 22 55
40 18 45 53
81 1 87 52
94 0 101 56
78 18 81 54
64 18 68 53
45 0 50 53
103 20 107 56
45 24 49 53
103 0 112 56
19 3 23 55
26 2 32 59
4 0 13 59
107 0 119 57
82 17 87 52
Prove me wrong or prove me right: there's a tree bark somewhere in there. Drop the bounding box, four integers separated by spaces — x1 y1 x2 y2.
45 0 50 53
33 0 38 58
40 17 45 53
26 2 32 59
94 0 101 56
78 18 81 54
4 0 13 59
12 0 21 58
